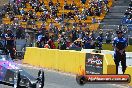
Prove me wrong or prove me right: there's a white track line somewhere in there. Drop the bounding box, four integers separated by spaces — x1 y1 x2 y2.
18 63 75 77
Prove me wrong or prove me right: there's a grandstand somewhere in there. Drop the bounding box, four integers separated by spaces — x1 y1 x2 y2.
100 0 131 32
121 1 132 30
1 0 113 30
0 0 131 51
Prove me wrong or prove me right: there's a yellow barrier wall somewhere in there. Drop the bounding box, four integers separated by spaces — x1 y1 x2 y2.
38 48 48 67
103 54 116 74
23 47 116 74
23 47 38 65
125 66 132 86
24 47 86 74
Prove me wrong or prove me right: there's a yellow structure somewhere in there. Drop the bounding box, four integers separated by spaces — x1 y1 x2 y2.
24 47 132 86
23 47 86 74
103 54 116 74
23 47 116 74
125 66 132 86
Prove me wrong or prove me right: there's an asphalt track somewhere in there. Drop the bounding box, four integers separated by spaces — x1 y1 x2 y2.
0 63 129 88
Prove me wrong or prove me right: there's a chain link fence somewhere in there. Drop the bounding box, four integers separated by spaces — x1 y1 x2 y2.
98 23 132 45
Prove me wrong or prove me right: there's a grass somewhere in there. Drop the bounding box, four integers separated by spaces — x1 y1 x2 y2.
102 44 132 52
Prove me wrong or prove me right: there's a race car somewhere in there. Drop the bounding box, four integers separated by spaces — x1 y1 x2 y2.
0 49 45 88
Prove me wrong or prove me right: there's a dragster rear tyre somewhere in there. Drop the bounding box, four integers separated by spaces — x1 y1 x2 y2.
76 75 86 85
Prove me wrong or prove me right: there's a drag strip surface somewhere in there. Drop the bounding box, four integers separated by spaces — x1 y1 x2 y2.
0 64 129 88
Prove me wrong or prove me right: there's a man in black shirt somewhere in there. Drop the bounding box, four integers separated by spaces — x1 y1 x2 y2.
113 30 128 74
5 29 15 60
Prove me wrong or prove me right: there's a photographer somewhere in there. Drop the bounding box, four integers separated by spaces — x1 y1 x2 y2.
5 29 16 60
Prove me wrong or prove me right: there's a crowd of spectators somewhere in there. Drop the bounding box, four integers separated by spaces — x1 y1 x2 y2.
0 23 114 51
121 1 132 24
0 0 113 52
0 0 110 28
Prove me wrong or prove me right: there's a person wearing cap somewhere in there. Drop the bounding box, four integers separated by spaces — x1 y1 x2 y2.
68 39 82 50
57 34 67 50
96 32 103 50
5 28 15 59
113 30 128 74
83 32 92 49
36 30 44 48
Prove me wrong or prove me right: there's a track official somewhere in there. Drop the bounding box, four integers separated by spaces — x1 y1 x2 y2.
113 30 128 74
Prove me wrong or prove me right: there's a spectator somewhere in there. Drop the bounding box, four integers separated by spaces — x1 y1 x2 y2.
81 0 86 4
92 16 96 23
44 43 50 48
104 0 108 5
68 39 82 50
83 32 92 49
9 0 15 4
70 0 76 10
40 13 47 22
20 8 25 15
49 22 55 31
64 2 69 10
22 15 28 22
16 27 24 39
58 34 67 50
49 0 54 7
105 31 112 44
0 30 6 48
4 28 15 59
96 33 103 50
77 30 83 39
90 31 96 49
71 27 77 42
47 37 56 49
36 30 44 48
13 17 19 25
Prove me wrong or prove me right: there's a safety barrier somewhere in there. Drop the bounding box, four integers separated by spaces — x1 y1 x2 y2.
103 54 116 74
81 49 116 74
23 47 116 74
23 47 86 74
125 66 132 86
